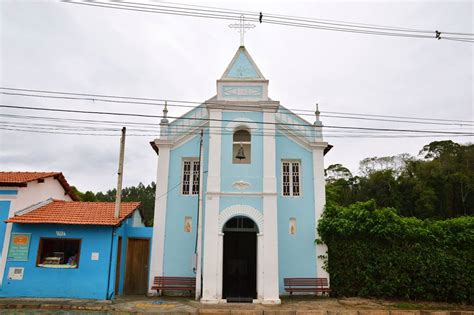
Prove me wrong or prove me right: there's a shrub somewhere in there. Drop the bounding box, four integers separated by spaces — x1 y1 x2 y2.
318 200 474 303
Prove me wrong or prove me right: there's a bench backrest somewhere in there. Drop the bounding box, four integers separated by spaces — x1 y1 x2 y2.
284 278 329 287
154 276 196 287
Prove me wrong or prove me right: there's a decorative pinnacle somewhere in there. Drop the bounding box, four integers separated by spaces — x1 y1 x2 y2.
314 103 322 126
161 101 169 124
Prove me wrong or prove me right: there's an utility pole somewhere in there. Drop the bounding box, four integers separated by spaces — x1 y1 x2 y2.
114 127 126 219
195 129 204 300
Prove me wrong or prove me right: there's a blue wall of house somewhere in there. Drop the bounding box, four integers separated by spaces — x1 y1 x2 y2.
0 223 115 299
0 217 153 299
163 132 209 277
276 131 317 294
0 199 12 258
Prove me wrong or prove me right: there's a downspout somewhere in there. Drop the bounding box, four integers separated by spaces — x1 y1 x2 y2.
106 226 116 300
194 129 204 300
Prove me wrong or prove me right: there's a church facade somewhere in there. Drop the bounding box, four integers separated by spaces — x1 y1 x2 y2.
149 46 331 304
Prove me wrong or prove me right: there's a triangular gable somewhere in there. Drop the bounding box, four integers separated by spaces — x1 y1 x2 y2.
221 46 265 80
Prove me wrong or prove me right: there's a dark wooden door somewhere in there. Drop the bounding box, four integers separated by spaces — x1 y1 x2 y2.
114 237 122 295
124 238 150 295
222 231 257 301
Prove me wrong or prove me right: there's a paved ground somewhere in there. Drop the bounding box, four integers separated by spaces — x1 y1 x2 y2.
0 296 472 314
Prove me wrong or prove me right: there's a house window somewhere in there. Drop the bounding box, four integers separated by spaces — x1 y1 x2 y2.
282 161 301 196
182 159 200 195
233 129 251 164
36 238 81 268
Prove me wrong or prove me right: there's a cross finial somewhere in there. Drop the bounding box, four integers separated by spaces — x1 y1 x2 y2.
229 15 255 46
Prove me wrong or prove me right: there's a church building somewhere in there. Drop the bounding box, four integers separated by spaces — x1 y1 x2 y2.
149 45 331 304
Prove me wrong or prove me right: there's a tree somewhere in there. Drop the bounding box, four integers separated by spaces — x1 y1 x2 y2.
326 141 473 219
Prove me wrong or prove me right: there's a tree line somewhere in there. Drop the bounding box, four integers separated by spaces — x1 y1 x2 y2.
326 140 473 219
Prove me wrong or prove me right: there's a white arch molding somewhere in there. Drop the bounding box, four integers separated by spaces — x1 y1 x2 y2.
218 204 264 233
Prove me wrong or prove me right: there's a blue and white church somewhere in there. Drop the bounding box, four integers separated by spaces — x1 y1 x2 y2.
149 45 331 304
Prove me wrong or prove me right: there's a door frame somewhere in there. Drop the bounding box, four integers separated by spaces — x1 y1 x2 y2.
123 237 150 295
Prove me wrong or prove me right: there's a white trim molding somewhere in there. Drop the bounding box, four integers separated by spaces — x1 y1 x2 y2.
218 204 264 234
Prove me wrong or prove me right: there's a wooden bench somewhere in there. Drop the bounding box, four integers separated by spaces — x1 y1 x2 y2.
284 278 331 296
151 276 196 296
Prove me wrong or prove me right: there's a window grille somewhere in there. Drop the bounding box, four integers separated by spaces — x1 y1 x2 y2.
282 161 301 196
182 160 200 195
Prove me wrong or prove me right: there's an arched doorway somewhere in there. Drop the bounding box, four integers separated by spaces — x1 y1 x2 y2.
222 216 258 302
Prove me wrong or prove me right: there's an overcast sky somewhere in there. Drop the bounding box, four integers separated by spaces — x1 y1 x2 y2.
0 0 472 192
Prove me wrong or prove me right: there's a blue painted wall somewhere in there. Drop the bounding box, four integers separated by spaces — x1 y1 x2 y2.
219 197 262 215
0 200 12 258
163 132 209 277
0 217 153 299
0 224 115 299
276 131 317 294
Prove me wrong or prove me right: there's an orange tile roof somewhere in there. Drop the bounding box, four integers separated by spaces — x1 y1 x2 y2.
0 172 60 184
6 200 141 226
0 172 79 201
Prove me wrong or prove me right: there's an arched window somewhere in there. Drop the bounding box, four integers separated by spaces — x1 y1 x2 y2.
233 129 251 164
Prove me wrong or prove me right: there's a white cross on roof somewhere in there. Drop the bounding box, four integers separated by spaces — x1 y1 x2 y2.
229 15 256 46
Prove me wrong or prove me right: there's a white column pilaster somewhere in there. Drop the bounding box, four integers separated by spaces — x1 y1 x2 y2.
148 143 171 294
312 146 330 281
201 109 222 303
262 111 281 304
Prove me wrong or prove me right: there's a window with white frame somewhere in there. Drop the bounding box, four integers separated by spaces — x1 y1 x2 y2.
282 161 301 196
182 159 200 195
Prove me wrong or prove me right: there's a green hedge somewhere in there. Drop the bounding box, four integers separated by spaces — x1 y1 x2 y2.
317 200 474 303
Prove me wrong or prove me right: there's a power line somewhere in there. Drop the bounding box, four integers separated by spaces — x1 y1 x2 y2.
63 0 474 42
2 87 472 125
2 120 469 138
1 103 473 136
159 1 472 36
1 125 471 139
3 113 470 138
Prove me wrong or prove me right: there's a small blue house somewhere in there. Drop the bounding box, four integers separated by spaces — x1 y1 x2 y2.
0 198 152 299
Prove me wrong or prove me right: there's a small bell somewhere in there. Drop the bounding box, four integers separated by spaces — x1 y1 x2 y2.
235 143 246 160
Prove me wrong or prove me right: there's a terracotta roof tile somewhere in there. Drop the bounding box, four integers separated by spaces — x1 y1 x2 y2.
6 200 141 226
0 172 79 201
0 172 61 184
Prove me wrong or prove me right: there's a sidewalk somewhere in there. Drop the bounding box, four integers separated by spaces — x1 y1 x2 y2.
0 296 472 314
